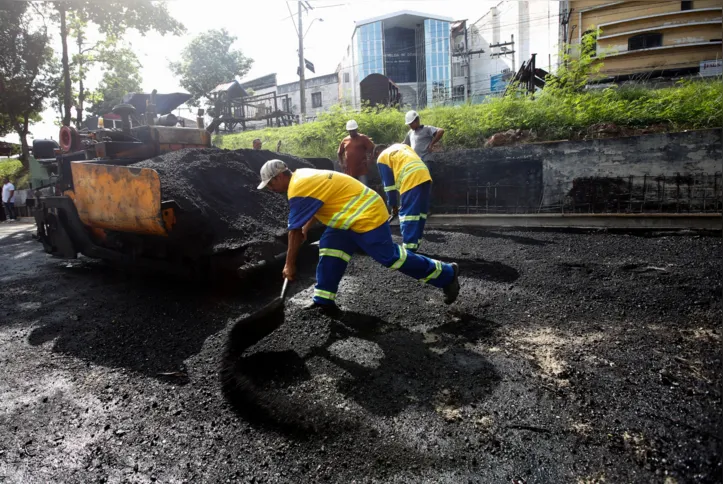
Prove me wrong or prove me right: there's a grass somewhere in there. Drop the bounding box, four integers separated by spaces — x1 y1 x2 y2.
216 79 722 159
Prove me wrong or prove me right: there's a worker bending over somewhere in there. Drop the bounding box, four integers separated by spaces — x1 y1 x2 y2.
377 143 431 252
257 160 460 316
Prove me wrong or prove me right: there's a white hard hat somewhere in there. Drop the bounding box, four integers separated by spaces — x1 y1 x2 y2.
257 159 288 189
404 110 419 125
346 119 358 131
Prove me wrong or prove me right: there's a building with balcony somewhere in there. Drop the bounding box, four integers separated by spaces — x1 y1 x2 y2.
338 10 454 109
565 0 722 80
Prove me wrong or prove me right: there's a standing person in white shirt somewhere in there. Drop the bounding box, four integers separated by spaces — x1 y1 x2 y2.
2 177 16 221
402 110 445 163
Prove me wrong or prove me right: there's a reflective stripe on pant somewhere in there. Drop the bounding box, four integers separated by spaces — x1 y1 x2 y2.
313 222 454 305
399 181 431 252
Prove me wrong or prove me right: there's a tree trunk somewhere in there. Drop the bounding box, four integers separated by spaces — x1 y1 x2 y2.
16 118 30 171
77 76 84 128
76 29 83 128
59 4 72 127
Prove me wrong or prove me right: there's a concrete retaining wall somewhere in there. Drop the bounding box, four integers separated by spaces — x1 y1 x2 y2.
426 129 722 213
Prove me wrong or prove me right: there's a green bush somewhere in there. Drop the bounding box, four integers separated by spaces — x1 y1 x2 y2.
216 79 722 158
0 159 23 180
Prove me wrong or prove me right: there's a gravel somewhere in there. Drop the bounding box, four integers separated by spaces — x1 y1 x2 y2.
132 148 313 255
0 223 720 483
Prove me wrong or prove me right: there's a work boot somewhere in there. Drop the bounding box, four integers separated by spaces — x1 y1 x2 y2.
302 300 343 319
443 263 460 305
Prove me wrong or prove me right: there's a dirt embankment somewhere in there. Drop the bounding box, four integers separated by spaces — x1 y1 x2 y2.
483 123 674 148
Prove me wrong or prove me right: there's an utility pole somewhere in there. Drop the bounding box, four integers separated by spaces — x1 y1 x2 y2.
452 20 483 103
464 22 469 103
298 1 306 124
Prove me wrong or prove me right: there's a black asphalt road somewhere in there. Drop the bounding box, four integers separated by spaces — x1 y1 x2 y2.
0 221 720 483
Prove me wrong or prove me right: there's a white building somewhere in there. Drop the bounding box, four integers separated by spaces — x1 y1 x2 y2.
337 10 455 110
464 1 560 100
277 73 340 122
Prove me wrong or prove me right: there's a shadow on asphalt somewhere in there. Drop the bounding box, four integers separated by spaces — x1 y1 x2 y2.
21 247 320 380
226 310 500 432
435 227 554 246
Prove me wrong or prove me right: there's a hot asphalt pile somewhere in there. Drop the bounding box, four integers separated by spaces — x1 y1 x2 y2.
0 225 720 483
132 149 312 256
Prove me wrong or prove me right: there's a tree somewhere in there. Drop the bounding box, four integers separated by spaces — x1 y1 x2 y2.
53 1 185 126
547 29 604 93
86 46 143 117
0 2 59 167
169 29 253 107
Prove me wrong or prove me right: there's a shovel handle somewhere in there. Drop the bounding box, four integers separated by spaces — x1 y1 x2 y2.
280 278 289 299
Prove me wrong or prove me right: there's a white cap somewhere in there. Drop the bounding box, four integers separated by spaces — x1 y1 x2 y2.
346 119 358 131
404 110 419 125
257 159 288 189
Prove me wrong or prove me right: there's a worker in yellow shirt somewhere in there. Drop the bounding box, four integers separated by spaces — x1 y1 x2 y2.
376 143 431 252
257 160 460 316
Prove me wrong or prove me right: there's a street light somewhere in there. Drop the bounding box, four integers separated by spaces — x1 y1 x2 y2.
303 18 323 40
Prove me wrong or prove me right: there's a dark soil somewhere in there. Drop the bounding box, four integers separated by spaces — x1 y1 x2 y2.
0 222 720 483
132 148 313 255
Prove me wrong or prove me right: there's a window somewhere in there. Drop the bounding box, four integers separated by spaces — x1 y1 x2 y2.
311 92 322 108
282 97 290 113
343 72 350 83
452 62 464 78
628 33 663 51
424 18 451 105
357 21 384 81
681 1 693 10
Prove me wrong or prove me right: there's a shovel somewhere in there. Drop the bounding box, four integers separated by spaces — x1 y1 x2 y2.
224 279 290 354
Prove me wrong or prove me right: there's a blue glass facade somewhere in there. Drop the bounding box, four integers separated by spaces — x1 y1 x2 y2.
356 21 384 82
423 19 451 105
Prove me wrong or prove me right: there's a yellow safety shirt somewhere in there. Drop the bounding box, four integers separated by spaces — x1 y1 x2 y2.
287 168 388 233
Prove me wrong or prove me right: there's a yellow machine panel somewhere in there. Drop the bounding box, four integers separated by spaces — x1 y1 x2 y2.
70 162 168 236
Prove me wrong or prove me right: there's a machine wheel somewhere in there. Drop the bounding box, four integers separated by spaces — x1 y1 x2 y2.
59 126 81 153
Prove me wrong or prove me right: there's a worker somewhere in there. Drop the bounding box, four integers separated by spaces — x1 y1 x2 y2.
257 160 460 316
376 143 432 252
337 119 375 186
253 138 263 150
403 110 444 163
2 177 16 222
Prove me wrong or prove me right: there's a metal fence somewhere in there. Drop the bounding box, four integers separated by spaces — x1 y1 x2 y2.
436 173 723 215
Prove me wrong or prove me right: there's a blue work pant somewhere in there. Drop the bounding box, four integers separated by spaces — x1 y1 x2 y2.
399 181 431 252
313 222 454 305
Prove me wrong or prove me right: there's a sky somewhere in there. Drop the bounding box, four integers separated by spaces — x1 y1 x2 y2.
2 0 498 144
